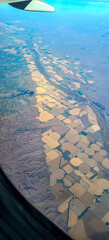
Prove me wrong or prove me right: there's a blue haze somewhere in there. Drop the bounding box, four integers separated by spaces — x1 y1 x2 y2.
0 0 109 121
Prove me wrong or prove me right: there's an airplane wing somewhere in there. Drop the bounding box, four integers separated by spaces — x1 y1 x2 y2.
0 0 55 12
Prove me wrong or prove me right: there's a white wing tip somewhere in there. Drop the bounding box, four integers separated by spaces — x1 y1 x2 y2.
25 0 55 12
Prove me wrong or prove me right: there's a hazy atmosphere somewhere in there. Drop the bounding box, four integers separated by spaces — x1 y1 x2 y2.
0 1 109 239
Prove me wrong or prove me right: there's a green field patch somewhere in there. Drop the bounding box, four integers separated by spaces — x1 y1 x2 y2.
63 110 71 118
63 151 71 161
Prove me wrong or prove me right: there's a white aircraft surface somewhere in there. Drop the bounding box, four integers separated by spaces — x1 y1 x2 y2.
0 0 55 12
